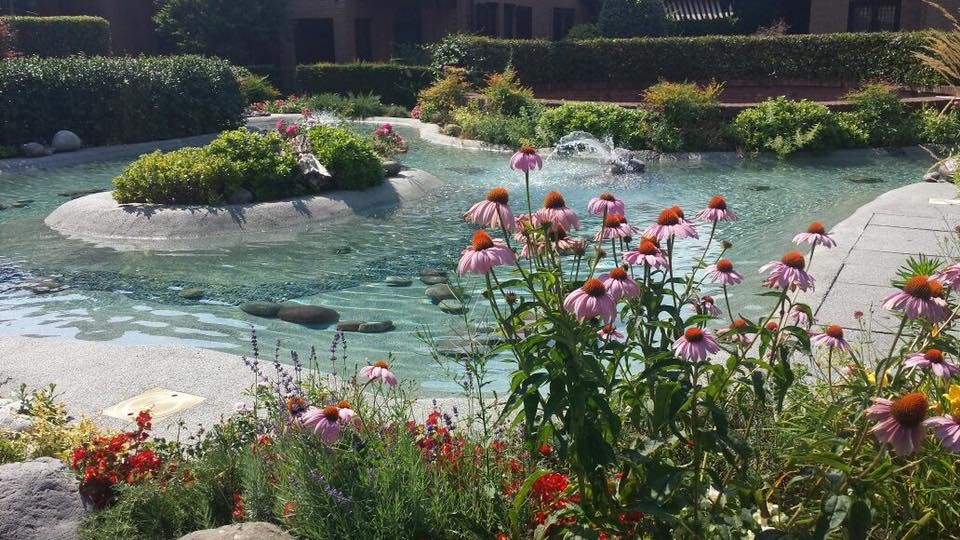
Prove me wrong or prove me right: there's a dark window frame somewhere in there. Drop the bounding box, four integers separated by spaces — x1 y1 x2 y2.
847 0 901 32
553 7 575 40
516 5 533 39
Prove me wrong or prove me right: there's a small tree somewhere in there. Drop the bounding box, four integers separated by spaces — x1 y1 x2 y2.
153 0 288 65
597 0 667 38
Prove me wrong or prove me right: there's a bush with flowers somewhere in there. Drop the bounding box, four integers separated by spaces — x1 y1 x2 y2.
370 122 408 158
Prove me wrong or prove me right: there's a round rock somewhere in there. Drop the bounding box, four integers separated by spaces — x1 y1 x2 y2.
51 130 82 152
420 269 448 278
277 304 339 326
178 522 294 540
384 276 412 287
425 284 460 303
0 457 90 540
336 320 364 332
240 302 282 318
438 300 468 314
382 160 402 177
20 142 45 158
178 288 205 300
420 275 449 285
358 321 395 333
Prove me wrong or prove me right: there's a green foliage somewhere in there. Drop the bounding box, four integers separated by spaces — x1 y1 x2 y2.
0 18 14 58
668 17 740 37
481 67 535 116
306 125 384 190
841 83 918 147
112 147 243 205
564 23 601 41
260 93 406 119
598 0 667 38
733 97 840 158
1 16 110 56
205 129 300 201
0 55 244 147
918 105 960 145
416 67 472 124
452 102 540 148
297 63 434 108
431 33 939 86
535 102 647 149
153 0 288 65
238 74 280 103
642 81 729 151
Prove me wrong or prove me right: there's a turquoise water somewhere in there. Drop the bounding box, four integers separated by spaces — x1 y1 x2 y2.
0 127 930 394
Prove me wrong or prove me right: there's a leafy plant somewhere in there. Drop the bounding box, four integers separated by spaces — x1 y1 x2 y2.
416 67 472 124
841 83 918 147
238 74 280 104
598 0 668 37
205 128 300 201
306 124 384 190
112 147 243 205
452 102 540 148
0 16 109 56
733 97 840 157
535 102 647 149
481 67 536 116
918 104 960 145
643 81 729 151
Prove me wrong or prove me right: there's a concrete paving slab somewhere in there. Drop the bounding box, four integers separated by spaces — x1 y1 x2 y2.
815 282 900 330
853 224 951 255
835 261 899 288
869 212 954 232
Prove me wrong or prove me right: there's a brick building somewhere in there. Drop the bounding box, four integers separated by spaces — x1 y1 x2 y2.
30 0 156 54
809 0 960 33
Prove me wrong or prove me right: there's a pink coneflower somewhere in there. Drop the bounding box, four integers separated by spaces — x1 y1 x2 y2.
599 267 640 301
595 214 637 240
793 221 837 249
509 145 543 172
335 399 361 428
790 305 812 327
598 323 624 340
359 360 398 386
904 349 960 380
812 324 851 352
704 258 743 286
623 237 668 270
464 187 516 231
300 405 344 444
673 327 721 361
760 251 815 291
936 262 960 289
696 195 738 222
717 319 754 343
233 402 252 413
644 207 698 242
552 227 586 256
536 191 581 232
457 230 516 275
698 295 723 317
882 275 950 322
924 413 960 452
867 392 928 456
587 192 626 216
563 278 617 323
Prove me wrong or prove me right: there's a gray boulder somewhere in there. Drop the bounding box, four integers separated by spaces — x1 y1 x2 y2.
923 171 942 183
0 408 31 432
20 143 45 158
358 321 395 333
438 300 468 314
382 160 402 177
277 304 339 326
443 124 463 137
240 302 282 318
226 188 254 205
178 522 294 540
420 275 449 285
420 269 448 278
51 131 82 152
425 284 460 303
938 157 958 180
336 320 364 332
0 457 90 540
299 153 334 191
178 288 205 300
384 276 412 287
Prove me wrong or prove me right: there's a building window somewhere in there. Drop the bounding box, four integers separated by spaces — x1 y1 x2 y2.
475 2 498 37
294 19 335 64
553 8 575 40
503 4 516 39
516 6 533 39
355 18 372 61
848 0 901 32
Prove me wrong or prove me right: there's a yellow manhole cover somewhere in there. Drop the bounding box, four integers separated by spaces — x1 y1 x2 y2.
101 387 205 422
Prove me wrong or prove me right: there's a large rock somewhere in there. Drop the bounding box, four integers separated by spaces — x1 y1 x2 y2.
277 304 339 326
438 300 468 314
299 153 334 191
51 130 82 152
20 143 45 158
420 275 449 285
336 320 364 332
358 321 394 333
0 402 32 432
384 276 412 287
178 288 205 300
240 302 282 318
179 522 294 540
0 457 90 540
938 157 958 180
382 160 402 177
425 284 460 303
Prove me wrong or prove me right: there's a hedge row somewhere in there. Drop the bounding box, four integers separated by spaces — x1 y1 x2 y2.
0 56 244 147
1 16 110 57
431 32 940 86
247 63 434 107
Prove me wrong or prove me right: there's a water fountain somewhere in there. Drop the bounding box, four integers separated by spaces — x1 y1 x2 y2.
549 131 646 175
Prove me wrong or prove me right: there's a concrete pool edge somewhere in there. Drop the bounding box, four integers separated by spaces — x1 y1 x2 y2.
43 168 443 250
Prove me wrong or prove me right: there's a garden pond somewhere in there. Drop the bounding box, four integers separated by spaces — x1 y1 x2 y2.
0 126 932 394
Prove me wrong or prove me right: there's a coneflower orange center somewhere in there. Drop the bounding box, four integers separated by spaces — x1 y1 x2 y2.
924 349 945 363
781 251 806 270
684 327 705 342
609 267 628 280
544 191 567 209
890 392 928 427
471 229 495 251
322 405 340 421
581 278 606 297
825 324 844 339
601 323 616 333
638 239 659 255
807 221 826 235
708 195 727 210
486 187 509 204
731 319 747 330
519 145 537 155
930 279 945 298
336 399 352 409
372 360 390 369
604 214 625 227
657 209 680 226
670 205 685 219
599 192 616 201
716 259 734 273
903 276 933 300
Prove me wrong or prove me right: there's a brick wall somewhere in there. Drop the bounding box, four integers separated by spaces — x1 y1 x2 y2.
811 0 960 33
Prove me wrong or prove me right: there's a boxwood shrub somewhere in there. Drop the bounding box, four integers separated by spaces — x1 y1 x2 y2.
431 32 939 86
2 16 110 57
297 63 434 107
733 97 842 158
535 102 647 149
204 129 301 201
306 125 384 190
0 55 244 146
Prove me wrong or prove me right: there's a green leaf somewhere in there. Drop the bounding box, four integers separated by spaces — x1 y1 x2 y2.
510 469 548 531
813 494 851 539
847 499 871 540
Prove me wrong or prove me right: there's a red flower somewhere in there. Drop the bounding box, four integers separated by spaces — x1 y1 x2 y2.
135 410 152 431
232 493 246 520
496 534 509 540
538 443 553 456
531 472 569 503
283 501 296 518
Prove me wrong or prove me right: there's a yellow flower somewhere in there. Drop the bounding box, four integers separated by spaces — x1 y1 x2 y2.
945 384 960 415
867 371 889 386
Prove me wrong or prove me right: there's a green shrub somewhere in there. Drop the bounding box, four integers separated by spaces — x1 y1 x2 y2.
261 93 405 119
733 97 840 158
113 147 243 205
535 102 647 149
0 55 244 147
0 18 16 58
481 67 535 116
297 63 434 107
453 102 540 148
918 105 960 145
416 67 472 124
668 17 739 36
642 81 729 151
238 74 280 103
205 129 300 201
598 0 667 38
564 23 600 40
840 83 918 147
431 33 938 86
1 16 110 56
306 125 384 190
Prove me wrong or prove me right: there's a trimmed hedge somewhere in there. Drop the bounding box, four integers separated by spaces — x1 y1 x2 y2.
430 33 940 86
296 63 433 107
2 16 110 57
0 55 245 146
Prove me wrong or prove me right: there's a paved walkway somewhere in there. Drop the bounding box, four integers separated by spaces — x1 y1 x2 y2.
806 181 960 340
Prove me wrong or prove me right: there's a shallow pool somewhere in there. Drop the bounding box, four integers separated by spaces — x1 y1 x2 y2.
0 127 930 394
